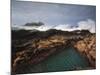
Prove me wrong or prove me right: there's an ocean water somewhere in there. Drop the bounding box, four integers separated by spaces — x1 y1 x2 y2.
18 47 91 74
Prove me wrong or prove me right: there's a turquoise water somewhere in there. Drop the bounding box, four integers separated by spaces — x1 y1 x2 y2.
21 47 90 73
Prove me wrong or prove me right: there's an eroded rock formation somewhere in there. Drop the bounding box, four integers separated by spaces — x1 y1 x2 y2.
74 35 96 67
11 30 96 73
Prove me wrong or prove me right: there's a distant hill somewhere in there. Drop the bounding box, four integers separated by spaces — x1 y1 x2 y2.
24 22 44 26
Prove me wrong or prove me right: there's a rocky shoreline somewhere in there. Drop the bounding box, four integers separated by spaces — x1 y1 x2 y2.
74 34 96 67
12 30 96 74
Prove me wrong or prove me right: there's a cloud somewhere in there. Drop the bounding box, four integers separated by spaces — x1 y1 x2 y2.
53 19 96 33
77 19 96 33
12 19 96 33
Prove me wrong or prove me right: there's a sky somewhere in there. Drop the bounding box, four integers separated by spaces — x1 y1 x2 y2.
11 0 96 33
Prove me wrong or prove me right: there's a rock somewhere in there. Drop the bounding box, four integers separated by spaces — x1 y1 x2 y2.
12 29 96 73
74 35 96 67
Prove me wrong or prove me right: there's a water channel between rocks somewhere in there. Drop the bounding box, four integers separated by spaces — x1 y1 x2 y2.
18 47 91 74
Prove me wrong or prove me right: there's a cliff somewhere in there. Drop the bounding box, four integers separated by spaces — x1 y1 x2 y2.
11 29 96 73
74 34 96 67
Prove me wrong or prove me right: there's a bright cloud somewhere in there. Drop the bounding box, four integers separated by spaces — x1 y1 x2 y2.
12 19 96 33
77 19 96 33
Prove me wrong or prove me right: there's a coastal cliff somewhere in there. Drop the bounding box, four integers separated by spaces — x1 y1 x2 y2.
74 35 96 67
11 29 96 73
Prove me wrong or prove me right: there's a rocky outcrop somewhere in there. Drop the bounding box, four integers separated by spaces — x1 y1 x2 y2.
74 35 96 67
12 35 69 73
12 30 96 73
